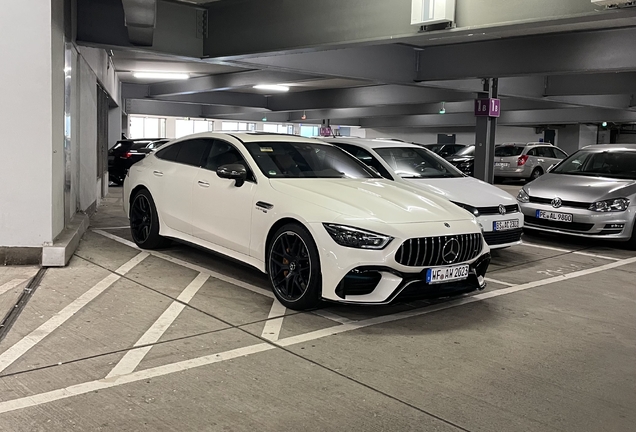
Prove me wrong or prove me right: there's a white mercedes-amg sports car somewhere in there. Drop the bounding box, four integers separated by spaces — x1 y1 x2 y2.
123 133 491 310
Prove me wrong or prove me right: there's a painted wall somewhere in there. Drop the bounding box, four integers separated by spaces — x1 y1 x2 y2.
0 1 55 246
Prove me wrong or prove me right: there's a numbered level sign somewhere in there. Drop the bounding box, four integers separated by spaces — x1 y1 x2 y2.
475 98 501 118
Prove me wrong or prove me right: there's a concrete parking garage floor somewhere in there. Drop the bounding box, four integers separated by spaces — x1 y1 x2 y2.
0 188 634 432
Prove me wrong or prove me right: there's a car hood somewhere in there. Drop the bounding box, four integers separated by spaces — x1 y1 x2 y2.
525 173 636 202
403 177 517 207
269 178 473 224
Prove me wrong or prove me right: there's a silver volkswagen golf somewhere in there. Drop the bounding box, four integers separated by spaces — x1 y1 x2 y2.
517 144 636 248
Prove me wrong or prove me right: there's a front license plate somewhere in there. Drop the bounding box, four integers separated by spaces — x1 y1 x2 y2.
426 264 470 285
495 162 509 168
493 219 520 231
536 210 573 222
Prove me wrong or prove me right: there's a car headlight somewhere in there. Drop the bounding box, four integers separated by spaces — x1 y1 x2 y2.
589 198 630 212
323 224 393 250
451 202 480 217
517 188 530 203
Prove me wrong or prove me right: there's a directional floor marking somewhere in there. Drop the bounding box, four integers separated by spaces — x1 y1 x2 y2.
105 273 210 378
0 252 149 374
2 252 635 415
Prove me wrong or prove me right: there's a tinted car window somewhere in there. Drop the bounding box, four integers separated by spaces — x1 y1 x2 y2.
495 146 524 157
203 140 256 182
334 143 393 179
537 147 556 159
175 139 209 167
554 148 568 159
526 149 537 156
245 142 378 179
155 142 182 162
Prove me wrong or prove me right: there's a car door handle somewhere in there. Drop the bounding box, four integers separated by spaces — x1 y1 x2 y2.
153 170 164 177
198 180 210 188
537 159 544 162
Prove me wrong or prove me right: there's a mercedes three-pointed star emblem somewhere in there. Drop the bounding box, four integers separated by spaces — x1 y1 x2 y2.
442 238 461 264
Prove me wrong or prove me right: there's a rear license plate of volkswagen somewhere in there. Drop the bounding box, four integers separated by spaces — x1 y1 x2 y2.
493 219 520 231
536 210 573 222
426 265 470 284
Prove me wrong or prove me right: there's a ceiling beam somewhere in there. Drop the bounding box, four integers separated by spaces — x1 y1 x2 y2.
233 45 417 84
121 0 157 46
360 108 636 128
148 70 320 97
416 27 636 81
266 85 469 111
155 91 269 108
545 73 636 96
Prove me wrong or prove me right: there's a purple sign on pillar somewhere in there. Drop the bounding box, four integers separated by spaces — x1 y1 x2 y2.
474 98 501 118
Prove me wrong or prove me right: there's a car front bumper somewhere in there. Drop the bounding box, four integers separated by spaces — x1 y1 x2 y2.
476 212 524 249
520 202 636 241
308 221 491 304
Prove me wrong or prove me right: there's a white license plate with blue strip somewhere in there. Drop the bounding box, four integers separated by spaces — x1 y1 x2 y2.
426 264 470 284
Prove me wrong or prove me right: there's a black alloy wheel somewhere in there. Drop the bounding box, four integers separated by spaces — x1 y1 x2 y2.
268 225 321 310
130 189 169 249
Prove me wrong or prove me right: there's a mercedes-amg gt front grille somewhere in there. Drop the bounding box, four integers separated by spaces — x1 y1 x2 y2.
395 233 483 267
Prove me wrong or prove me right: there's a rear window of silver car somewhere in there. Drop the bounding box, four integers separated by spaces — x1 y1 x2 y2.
495 146 524 157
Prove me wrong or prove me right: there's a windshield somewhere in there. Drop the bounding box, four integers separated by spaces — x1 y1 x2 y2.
453 146 475 157
244 142 380 179
552 150 636 180
374 147 463 179
495 146 524 157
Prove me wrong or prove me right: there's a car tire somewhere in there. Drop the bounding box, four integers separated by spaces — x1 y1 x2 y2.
267 223 322 311
529 168 543 181
129 189 170 249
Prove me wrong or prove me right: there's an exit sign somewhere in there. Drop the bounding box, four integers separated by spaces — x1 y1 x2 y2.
475 98 501 118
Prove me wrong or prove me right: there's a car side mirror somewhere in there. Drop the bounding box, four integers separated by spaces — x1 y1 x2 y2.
217 163 247 187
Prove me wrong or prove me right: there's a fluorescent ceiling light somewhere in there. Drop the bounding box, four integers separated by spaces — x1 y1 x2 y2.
133 72 189 80
253 84 290 92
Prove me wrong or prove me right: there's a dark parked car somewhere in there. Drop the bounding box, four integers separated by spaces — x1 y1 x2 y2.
422 143 469 158
445 145 475 175
108 139 168 185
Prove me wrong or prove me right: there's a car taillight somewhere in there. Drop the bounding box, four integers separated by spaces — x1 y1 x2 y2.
123 152 132 159
517 155 529 166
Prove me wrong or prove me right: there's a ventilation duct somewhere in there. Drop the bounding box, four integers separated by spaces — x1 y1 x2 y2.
121 0 157 46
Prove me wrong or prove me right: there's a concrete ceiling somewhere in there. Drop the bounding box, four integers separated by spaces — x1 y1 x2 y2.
76 0 636 130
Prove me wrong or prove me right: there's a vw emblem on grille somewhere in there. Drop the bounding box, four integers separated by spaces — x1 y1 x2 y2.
498 204 506 215
442 238 461 264
551 197 563 208
444 223 451 228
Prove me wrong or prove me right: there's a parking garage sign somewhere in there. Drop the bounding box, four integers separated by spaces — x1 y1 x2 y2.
475 98 501 118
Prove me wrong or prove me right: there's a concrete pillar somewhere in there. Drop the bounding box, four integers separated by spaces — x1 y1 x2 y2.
0 0 66 263
557 124 598 155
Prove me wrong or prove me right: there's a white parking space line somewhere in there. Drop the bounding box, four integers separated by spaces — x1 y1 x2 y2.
312 310 357 325
485 277 515 287
106 273 210 378
0 253 149 374
92 226 131 230
2 253 635 415
0 279 28 297
93 230 275 299
261 300 287 341
521 241 621 261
